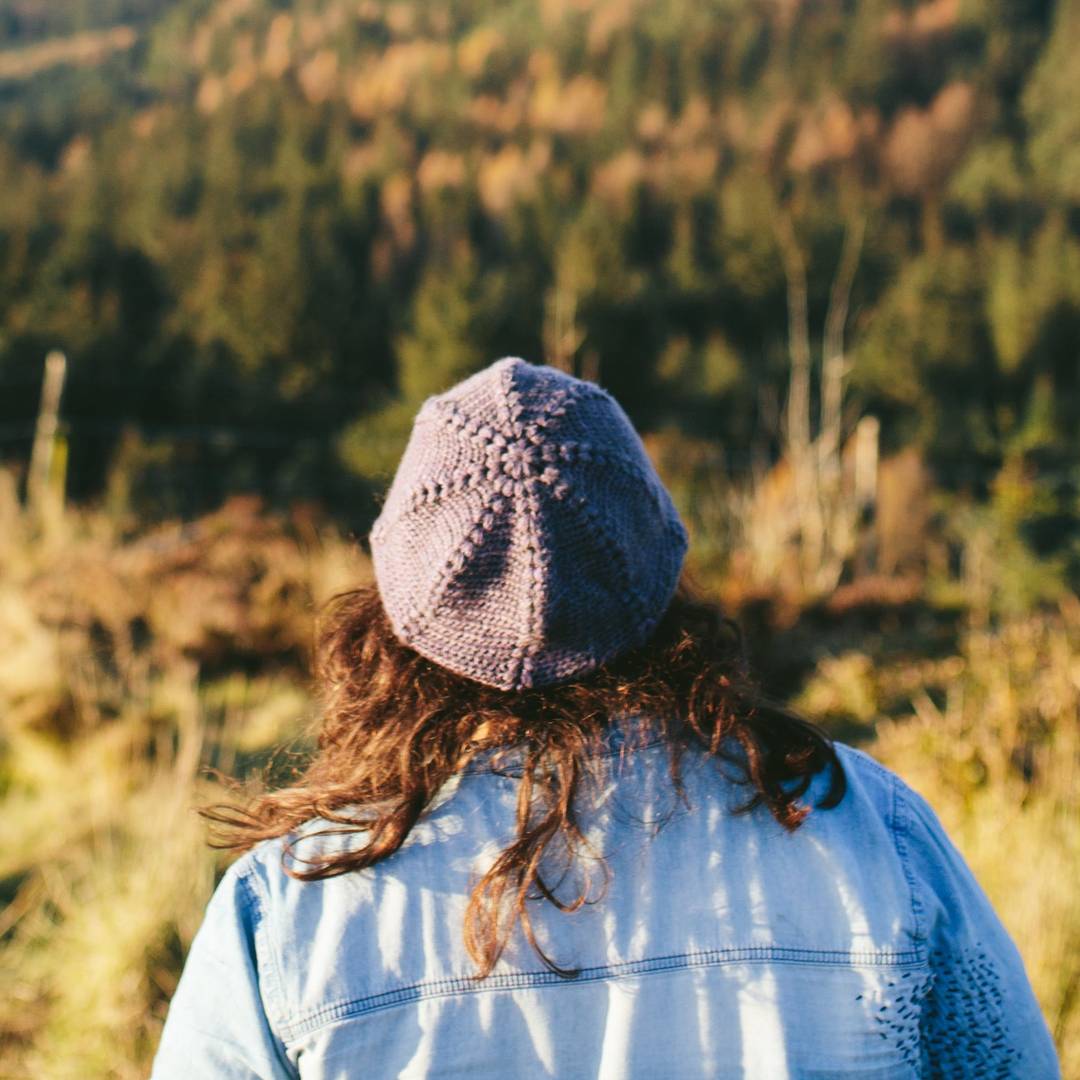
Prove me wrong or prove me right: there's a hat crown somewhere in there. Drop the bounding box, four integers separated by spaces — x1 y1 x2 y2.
370 357 688 690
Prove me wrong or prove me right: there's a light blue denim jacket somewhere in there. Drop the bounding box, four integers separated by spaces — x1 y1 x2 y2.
152 737 1060 1079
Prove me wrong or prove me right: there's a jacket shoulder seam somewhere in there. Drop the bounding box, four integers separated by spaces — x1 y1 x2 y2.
234 857 290 1032
832 746 928 945
888 774 928 944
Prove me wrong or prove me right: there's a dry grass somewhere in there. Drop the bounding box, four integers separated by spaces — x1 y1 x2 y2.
0 466 1074 1074
0 473 366 1077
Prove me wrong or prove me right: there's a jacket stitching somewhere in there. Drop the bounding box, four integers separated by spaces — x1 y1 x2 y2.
837 746 927 946
889 774 927 943
277 945 928 1043
236 863 290 1035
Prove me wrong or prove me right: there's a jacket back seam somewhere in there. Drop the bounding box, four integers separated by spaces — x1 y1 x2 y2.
277 944 929 1044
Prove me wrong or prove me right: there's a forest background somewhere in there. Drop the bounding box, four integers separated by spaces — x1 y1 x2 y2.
1 0 1078 1075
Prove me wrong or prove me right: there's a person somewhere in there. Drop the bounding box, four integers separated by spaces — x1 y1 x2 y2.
152 357 1060 1079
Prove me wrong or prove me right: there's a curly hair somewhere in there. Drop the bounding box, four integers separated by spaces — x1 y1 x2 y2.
203 576 846 978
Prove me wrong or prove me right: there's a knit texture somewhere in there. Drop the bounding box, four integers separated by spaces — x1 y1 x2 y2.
369 357 689 690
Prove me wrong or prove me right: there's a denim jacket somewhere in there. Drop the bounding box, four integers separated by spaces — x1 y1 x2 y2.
152 737 1060 1079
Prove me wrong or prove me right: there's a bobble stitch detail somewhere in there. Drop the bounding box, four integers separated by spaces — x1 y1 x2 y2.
369 357 688 690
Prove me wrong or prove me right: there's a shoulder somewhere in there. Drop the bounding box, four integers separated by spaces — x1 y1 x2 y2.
213 835 291 919
222 826 373 919
826 741 955 833
826 744 1016 943
203 828 372 973
833 740 901 792
824 743 960 877
805 740 903 828
227 834 291 887
153 843 298 1078
826 760 1061 1075
827 743 965 868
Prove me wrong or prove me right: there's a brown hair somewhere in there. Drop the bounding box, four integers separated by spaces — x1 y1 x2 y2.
204 577 845 978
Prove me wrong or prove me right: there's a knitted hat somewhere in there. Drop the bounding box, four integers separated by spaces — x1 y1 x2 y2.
369 357 688 690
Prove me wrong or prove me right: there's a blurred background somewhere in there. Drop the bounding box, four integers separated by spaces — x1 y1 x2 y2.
1 0 1078 1074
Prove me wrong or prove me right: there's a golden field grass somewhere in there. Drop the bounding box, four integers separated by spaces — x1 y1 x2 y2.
0 472 1076 1078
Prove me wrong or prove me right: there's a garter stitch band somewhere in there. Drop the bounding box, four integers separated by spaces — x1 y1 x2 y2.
369 357 689 691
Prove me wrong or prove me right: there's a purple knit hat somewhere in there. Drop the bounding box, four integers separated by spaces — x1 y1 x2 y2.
369 357 688 690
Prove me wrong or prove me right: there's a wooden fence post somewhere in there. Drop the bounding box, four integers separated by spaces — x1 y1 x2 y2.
854 414 880 516
27 349 68 532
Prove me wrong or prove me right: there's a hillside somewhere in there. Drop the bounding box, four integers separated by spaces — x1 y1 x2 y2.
0 0 1077 558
